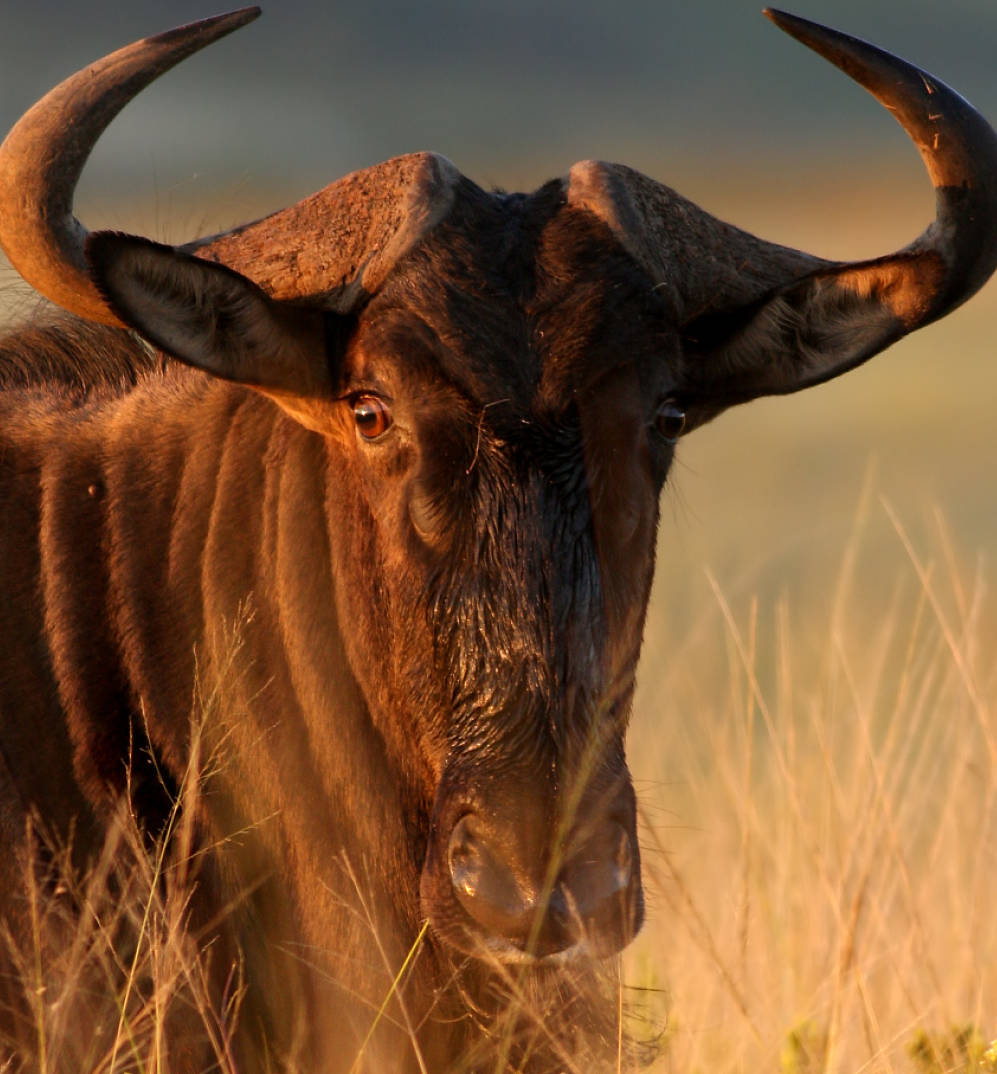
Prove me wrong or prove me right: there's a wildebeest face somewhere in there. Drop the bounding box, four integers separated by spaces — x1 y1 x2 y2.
312 190 685 958
84 182 676 960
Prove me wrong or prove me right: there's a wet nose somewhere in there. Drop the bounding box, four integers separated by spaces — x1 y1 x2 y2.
447 812 638 957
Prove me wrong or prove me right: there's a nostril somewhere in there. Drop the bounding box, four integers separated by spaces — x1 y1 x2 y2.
448 814 534 935
559 822 633 918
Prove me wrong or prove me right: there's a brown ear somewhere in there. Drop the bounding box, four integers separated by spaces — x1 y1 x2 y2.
569 12 997 423
85 232 340 431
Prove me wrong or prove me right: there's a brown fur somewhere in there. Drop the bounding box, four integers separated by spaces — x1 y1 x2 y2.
0 183 677 1072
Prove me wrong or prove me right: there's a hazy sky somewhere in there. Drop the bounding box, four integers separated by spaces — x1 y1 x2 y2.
2 2 996 213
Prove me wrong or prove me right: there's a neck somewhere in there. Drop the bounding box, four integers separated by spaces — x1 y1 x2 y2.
3 364 441 1066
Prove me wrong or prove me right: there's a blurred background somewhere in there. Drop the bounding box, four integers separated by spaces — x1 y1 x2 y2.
3 4 997 1067
1 0 996 192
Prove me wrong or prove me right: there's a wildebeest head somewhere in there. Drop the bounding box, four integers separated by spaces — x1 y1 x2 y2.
2 7 996 964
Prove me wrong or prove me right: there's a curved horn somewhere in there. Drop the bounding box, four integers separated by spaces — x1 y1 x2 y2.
569 11 997 404
0 9 261 327
764 7 997 326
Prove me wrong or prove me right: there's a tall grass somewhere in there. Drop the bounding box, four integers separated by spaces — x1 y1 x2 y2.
628 493 997 1073
0 727 246 1074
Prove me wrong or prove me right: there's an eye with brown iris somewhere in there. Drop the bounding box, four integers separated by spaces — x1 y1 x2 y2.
654 399 686 443
352 395 393 440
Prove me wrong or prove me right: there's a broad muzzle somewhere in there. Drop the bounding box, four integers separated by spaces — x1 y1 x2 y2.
422 773 643 961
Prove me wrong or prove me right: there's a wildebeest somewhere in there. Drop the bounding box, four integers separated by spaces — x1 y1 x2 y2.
1 6 995 1072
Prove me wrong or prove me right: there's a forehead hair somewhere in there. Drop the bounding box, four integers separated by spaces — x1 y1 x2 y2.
366 177 677 419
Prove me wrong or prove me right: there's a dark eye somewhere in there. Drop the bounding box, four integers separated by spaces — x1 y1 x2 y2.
654 399 686 443
353 395 393 440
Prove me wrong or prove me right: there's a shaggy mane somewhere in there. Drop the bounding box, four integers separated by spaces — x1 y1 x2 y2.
0 313 164 400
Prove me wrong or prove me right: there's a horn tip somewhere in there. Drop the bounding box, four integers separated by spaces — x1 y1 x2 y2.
151 6 262 48
197 6 262 29
762 9 817 38
228 6 263 27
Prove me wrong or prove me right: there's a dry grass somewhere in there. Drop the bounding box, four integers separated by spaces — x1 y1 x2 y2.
0 776 635 1074
0 729 246 1074
628 492 997 1073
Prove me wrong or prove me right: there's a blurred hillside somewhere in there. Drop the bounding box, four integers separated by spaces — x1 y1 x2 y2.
1 1 996 194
